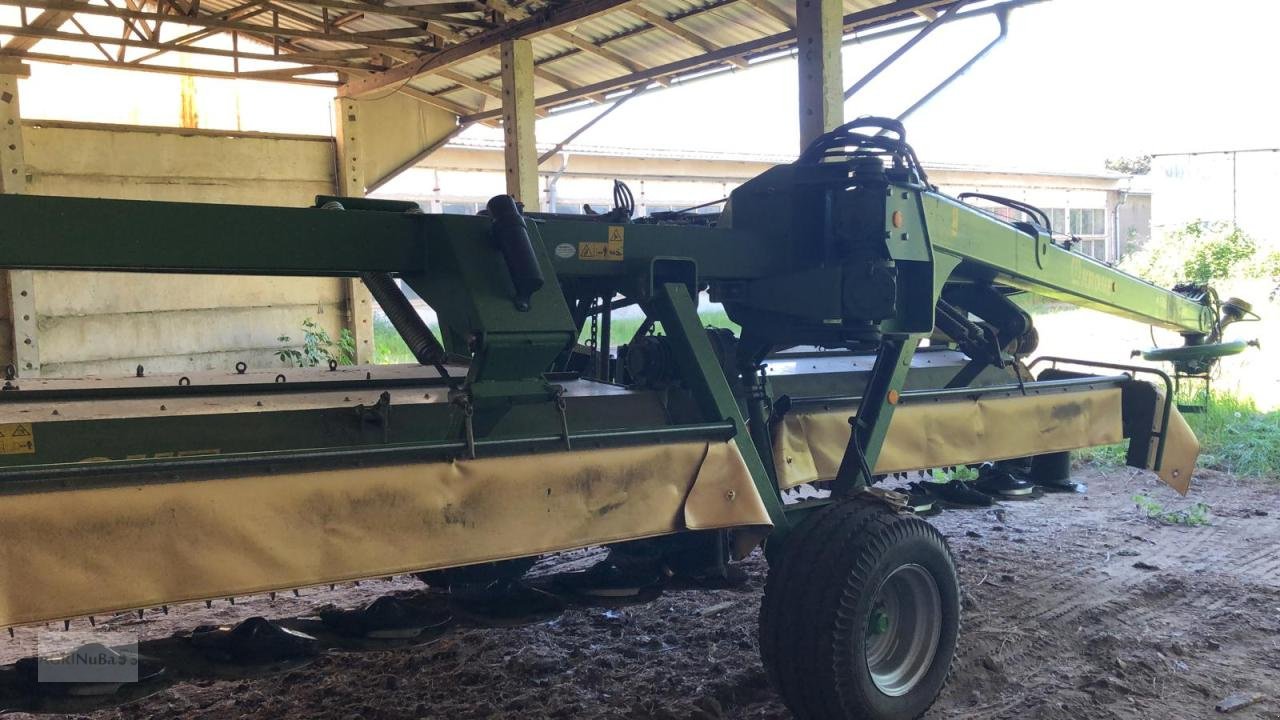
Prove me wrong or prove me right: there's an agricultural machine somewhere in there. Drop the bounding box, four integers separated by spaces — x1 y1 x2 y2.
0 118 1255 718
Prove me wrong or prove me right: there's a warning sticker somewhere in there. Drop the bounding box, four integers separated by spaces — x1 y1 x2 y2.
0 423 34 455
579 226 625 261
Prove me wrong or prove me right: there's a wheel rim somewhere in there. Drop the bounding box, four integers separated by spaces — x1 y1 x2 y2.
864 563 942 697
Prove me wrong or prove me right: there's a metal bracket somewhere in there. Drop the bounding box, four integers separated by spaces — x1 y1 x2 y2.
354 391 392 443
859 486 912 514
461 398 477 459
554 386 571 450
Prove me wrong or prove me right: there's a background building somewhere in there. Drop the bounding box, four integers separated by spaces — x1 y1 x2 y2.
1152 148 1280 241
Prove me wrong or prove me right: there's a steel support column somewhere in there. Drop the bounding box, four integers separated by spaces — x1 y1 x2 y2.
0 61 36 377
333 96 376 364
500 38 539 210
795 0 843 150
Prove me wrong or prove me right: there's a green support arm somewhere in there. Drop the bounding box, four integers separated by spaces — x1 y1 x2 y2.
910 192 1215 336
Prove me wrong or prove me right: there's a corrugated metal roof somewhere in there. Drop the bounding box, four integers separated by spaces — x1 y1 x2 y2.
0 0 990 117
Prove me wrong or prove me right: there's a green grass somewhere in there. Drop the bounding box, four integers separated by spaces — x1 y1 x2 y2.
1132 493 1212 526
1185 392 1280 478
1075 442 1128 466
374 316 420 365
1077 390 1280 479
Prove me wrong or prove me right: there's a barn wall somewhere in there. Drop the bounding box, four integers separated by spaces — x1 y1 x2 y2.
20 120 345 378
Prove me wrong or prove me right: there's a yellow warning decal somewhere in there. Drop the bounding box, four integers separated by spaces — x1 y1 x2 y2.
0 423 34 455
579 226 625 261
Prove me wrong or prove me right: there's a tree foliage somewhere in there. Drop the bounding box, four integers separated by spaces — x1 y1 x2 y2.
1104 155 1152 175
277 318 356 367
1122 220 1263 285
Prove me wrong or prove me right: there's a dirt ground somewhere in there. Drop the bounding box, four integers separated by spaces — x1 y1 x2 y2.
3 464 1278 720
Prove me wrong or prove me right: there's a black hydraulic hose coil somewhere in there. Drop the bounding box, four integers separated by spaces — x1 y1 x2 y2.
486 194 545 311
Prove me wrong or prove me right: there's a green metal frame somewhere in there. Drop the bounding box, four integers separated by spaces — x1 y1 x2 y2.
0 159 1222 546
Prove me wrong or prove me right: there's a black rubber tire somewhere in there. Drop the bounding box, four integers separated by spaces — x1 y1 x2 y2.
760 499 960 720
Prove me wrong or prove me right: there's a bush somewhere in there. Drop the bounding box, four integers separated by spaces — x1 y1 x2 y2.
1180 222 1256 283
1123 220 1261 286
277 318 355 367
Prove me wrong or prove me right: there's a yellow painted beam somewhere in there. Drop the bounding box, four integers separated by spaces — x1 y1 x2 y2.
795 0 843 149
331 97 376 366
500 38 539 209
0 63 36 376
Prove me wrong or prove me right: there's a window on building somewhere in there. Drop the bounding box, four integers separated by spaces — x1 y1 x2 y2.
1070 208 1106 236
442 202 479 215
981 205 1020 222
1077 238 1106 260
974 204 1064 232
1046 208 1066 233
554 202 588 215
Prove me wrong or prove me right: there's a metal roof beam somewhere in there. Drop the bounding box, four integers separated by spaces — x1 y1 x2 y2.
739 0 793 30
391 80 480 116
0 0 435 51
550 28 643 73
460 0 969 122
2 0 88 52
126 0 268 63
0 20 379 67
269 0 491 26
339 0 637 97
624 6 748 69
0 48 339 84
430 0 801 108
437 66 501 96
